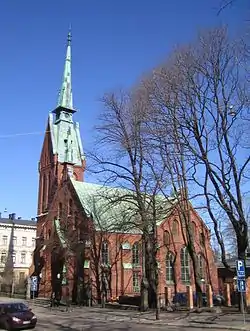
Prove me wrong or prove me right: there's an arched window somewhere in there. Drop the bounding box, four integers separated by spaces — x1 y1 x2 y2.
163 230 170 246
166 252 174 283
68 199 73 216
200 231 205 247
180 247 190 283
191 222 196 236
132 242 140 265
73 212 78 230
58 202 63 219
42 174 47 211
172 220 179 236
101 241 109 265
198 254 204 278
48 229 51 239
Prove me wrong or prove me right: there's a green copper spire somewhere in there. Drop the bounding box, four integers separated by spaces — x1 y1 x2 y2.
57 30 73 109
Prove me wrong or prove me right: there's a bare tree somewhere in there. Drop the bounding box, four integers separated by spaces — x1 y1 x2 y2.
142 27 250 310
88 91 173 317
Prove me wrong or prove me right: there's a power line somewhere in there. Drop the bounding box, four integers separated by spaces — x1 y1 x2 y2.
0 131 51 139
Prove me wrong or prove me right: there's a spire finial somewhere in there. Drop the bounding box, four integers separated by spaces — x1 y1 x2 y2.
57 29 73 110
67 24 72 45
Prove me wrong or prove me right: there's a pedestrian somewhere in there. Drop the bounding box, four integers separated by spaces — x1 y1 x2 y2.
65 286 71 312
50 292 55 310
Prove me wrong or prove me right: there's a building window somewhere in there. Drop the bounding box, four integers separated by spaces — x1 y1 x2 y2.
13 236 17 246
58 202 63 219
12 252 16 264
166 252 174 283
32 238 36 247
132 242 140 265
19 272 25 283
73 212 78 230
191 222 196 236
198 254 204 278
2 236 7 246
68 199 73 216
200 232 205 247
48 230 51 239
163 230 170 246
21 252 26 264
101 241 109 265
1 251 6 263
133 271 140 293
180 247 190 283
172 220 179 236
22 237 27 247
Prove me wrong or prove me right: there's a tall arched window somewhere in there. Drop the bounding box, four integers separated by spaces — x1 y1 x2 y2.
166 252 174 283
163 230 170 246
180 247 190 283
172 220 179 236
191 222 196 236
42 174 46 211
68 199 73 216
198 254 204 278
101 241 109 265
132 242 140 265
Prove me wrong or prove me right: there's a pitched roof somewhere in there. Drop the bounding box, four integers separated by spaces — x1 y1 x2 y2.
70 179 176 233
0 218 36 227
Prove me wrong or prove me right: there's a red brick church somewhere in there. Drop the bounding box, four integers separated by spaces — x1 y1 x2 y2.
32 32 218 304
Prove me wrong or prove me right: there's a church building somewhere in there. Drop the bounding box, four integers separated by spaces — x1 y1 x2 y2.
32 32 218 304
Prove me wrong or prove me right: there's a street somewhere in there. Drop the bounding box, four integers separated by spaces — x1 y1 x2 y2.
22 305 250 331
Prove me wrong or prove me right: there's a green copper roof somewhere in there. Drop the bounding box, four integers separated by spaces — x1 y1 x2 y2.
57 30 73 109
49 113 85 165
70 179 176 233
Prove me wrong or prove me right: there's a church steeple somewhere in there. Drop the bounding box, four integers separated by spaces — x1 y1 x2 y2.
57 30 73 110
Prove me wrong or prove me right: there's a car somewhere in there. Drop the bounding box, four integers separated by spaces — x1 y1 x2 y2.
0 302 37 330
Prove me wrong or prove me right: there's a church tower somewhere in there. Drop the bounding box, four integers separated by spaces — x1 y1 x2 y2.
37 31 86 220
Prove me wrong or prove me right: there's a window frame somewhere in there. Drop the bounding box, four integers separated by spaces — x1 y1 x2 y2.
180 247 190 283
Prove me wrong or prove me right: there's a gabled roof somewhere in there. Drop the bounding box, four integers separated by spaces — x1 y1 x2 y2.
70 179 176 234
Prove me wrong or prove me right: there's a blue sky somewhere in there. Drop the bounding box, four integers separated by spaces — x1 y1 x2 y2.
0 0 248 219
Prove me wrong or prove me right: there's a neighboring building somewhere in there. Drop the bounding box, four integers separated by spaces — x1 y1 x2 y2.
0 213 36 284
33 32 218 303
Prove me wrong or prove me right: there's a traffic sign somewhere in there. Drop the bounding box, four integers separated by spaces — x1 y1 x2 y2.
30 276 38 292
236 260 246 278
237 279 246 293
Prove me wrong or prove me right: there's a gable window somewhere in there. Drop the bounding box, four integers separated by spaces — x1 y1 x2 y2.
68 199 73 216
163 231 170 246
180 247 190 283
200 232 205 247
1 251 6 263
166 252 174 283
191 222 196 236
132 271 140 293
132 242 140 265
101 241 109 265
172 220 179 236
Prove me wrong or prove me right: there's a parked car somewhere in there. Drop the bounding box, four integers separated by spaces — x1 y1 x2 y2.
0 302 37 330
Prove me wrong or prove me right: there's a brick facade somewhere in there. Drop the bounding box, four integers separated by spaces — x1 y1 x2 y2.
36 177 219 301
